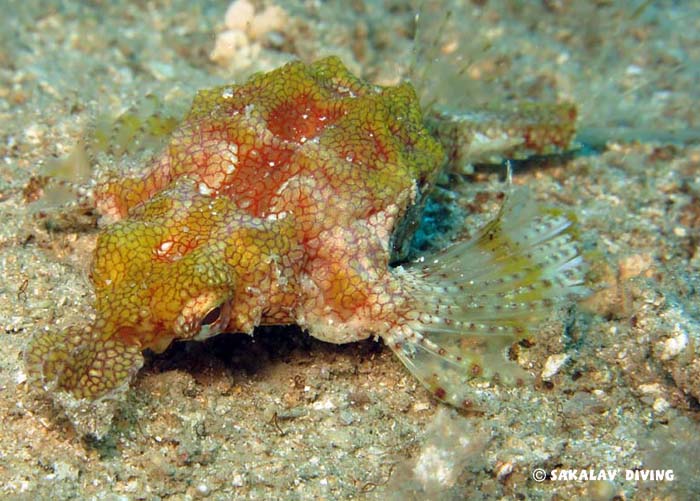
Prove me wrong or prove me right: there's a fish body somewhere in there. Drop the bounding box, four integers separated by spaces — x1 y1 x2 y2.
26 57 585 408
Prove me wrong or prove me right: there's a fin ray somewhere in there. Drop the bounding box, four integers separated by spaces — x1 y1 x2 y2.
387 187 587 408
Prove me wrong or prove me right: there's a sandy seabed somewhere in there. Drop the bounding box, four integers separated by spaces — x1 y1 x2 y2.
1 1 699 499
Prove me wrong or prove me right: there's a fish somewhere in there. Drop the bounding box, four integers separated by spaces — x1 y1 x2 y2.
25 57 586 410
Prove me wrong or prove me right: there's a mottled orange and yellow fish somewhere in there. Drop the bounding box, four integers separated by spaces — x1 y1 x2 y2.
26 57 586 409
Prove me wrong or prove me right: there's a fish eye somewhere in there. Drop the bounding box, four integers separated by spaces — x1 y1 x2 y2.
200 305 222 326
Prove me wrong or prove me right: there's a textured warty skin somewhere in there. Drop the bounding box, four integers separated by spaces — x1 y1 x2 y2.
26 57 585 409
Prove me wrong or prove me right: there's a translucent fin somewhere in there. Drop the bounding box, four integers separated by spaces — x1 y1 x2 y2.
88 93 181 160
387 187 587 408
25 326 144 400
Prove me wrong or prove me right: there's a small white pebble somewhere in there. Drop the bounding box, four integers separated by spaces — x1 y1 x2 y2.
231 473 244 487
652 397 670 413
413 402 430 412
638 383 664 396
673 226 688 237
625 64 643 76
541 353 569 380
495 461 514 482
24 125 43 145
312 397 335 411
658 330 688 360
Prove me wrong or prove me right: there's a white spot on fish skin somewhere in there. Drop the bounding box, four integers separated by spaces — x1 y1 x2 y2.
156 240 174 256
224 144 239 173
199 182 214 195
221 87 234 99
266 211 288 222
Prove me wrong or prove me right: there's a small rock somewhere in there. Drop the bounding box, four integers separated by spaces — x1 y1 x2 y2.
658 330 688 361
210 29 250 64
312 396 336 412
413 401 431 412
618 253 654 281
339 409 354 425
249 6 288 40
231 472 245 487
652 397 670 413
541 353 569 380
224 0 255 31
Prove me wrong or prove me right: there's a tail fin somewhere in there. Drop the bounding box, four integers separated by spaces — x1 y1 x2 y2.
388 187 587 409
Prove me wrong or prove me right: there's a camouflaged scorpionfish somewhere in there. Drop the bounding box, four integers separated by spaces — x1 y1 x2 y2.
26 57 586 409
